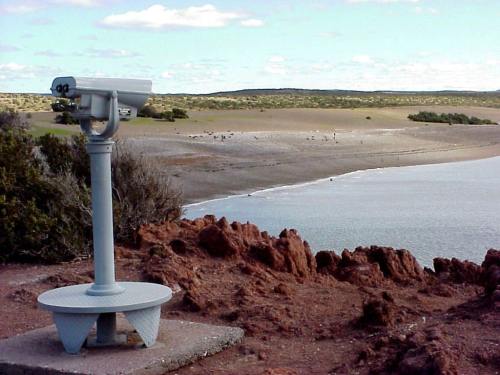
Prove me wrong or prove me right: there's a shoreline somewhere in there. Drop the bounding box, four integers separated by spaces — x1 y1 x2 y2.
183 154 500 208
181 140 500 205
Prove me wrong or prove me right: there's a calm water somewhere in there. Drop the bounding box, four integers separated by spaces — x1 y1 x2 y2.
185 157 500 267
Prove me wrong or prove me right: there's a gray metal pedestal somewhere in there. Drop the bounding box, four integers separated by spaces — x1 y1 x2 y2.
38 282 172 354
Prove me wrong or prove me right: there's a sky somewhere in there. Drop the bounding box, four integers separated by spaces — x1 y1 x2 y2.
0 0 499 94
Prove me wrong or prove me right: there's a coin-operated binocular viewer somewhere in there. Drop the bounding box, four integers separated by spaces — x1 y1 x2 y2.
38 77 172 354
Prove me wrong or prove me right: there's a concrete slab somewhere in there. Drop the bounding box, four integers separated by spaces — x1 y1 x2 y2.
0 318 244 375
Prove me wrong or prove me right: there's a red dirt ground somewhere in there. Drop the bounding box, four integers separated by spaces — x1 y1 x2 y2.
1 216 498 375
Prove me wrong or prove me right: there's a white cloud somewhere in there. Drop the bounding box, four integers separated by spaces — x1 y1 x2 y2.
334 59 500 91
0 62 37 81
240 18 264 27
352 55 374 64
100 4 243 29
0 63 66 89
161 71 174 79
0 63 28 72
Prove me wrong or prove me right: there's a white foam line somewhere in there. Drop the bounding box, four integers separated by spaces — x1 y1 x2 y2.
184 168 383 209
183 156 500 209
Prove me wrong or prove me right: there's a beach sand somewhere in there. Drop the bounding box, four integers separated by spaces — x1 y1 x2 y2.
31 106 500 203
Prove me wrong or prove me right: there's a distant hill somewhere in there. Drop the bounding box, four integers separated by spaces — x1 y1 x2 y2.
197 88 500 97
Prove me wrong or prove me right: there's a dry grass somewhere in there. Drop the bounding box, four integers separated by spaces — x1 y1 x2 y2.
0 94 52 112
149 92 500 110
1 91 499 114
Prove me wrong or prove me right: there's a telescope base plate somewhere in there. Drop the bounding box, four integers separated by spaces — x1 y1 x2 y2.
38 282 172 354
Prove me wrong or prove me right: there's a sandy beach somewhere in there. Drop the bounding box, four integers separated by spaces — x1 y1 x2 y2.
123 106 500 203
31 106 500 204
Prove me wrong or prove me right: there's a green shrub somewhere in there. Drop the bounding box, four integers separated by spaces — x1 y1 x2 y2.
38 137 182 246
138 104 160 118
0 117 182 263
112 143 182 244
37 134 89 182
0 130 91 263
139 105 185 122
0 110 30 131
55 111 79 125
408 111 497 125
160 111 175 122
172 108 189 119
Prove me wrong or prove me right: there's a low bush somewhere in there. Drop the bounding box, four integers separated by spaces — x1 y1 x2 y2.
408 111 497 125
160 111 175 122
138 104 160 118
172 108 189 119
0 111 182 263
112 143 182 244
138 105 188 122
37 134 90 184
55 111 79 125
0 130 91 263
0 110 30 131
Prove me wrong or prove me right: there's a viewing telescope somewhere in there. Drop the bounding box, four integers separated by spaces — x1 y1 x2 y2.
50 76 152 138
39 77 172 354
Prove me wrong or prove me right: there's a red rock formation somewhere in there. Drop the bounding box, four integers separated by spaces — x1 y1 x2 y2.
315 250 340 274
315 246 424 286
357 297 395 327
396 329 458 375
433 257 482 285
139 215 316 279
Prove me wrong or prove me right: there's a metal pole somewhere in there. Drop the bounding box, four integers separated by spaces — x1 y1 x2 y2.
86 139 123 296
85 138 124 345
